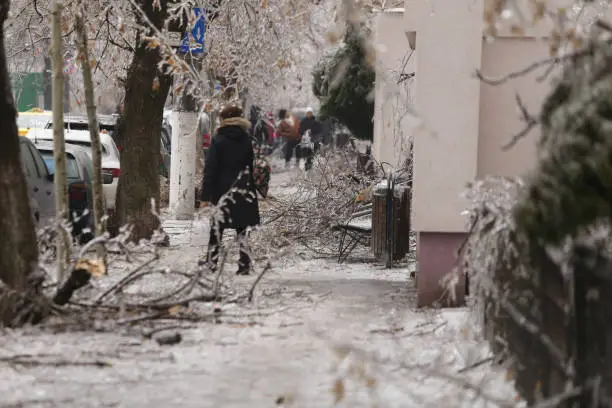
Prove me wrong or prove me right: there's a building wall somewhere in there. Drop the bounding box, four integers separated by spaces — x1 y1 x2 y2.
373 9 416 170
403 0 599 306
477 37 553 177
409 0 484 233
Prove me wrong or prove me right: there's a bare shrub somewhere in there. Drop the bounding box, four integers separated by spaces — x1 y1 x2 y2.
255 146 381 257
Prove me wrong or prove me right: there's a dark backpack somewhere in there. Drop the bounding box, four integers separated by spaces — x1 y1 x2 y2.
251 138 271 198
253 120 268 145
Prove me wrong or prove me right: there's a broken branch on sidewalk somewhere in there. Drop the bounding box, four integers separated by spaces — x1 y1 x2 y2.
0 354 111 368
0 212 273 332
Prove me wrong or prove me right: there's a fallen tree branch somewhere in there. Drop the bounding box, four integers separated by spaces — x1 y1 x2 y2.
52 268 92 305
117 311 166 325
0 355 111 368
457 356 495 374
0 398 76 407
143 270 205 304
93 255 158 304
142 324 195 339
248 261 272 302
125 293 219 310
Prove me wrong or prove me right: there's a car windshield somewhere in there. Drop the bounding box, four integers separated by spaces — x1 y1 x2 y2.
17 114 50 129
40 151 80 179
63 122 89 131
64 140 108 156
45 120 116 135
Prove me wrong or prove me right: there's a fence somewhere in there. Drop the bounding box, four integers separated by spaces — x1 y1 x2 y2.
464 181 612 407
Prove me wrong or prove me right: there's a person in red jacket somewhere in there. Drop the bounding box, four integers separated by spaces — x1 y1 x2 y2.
277 109 301 168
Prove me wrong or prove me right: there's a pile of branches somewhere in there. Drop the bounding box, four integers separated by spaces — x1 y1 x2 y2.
1 218 270 336
462 176 612 406
460 176 565 403
259 146 384 256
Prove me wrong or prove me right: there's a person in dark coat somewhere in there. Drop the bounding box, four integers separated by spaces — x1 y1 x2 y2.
299 108 322 143
298 108 323 170
199 104 260 275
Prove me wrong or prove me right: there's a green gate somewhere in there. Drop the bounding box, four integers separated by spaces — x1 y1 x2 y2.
11 72 45 111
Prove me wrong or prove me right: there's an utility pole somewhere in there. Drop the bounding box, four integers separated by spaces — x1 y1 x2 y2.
169 8 205 220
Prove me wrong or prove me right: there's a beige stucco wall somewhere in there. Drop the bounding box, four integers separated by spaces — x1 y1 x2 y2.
402 0 605 305
407 0 485 233
373 9 416 170
477 37 553 177
402 0 601 234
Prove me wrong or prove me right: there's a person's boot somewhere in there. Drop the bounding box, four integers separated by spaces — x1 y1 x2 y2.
236 254 251 275
236 264 250 276
198 249 218 273
305 156 312 171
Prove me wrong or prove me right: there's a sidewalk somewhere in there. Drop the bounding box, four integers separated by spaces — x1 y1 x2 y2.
0 165 520 408
161 218 208 247
1 254 517 407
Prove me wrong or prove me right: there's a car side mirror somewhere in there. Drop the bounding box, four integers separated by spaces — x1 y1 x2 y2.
102 172 114 184
46 173 54 182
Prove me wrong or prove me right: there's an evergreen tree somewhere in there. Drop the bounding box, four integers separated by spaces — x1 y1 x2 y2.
312 28 374 140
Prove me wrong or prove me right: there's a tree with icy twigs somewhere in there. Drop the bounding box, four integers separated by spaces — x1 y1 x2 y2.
312 26 374 141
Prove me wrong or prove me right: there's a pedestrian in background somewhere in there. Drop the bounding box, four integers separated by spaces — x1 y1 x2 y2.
277 108 301 168
299 107 323 171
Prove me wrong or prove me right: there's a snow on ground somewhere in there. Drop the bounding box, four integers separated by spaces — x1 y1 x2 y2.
0 161 521 408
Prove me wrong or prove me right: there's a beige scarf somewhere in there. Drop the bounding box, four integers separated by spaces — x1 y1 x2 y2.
221 117 251 131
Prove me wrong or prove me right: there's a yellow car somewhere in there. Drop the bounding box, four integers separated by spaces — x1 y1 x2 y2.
17 108 52 136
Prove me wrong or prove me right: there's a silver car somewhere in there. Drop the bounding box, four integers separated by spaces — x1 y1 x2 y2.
19 136 56 227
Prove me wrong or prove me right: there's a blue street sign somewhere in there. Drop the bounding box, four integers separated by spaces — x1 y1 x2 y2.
179 8 205 54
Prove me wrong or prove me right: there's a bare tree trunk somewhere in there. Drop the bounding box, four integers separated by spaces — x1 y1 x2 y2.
0 0 39 291
111 0 171 242
51 0 70 281
75 5 106 263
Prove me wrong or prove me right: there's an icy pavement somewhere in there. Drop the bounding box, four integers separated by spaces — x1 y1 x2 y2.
1 260 518 408
0 164 521 408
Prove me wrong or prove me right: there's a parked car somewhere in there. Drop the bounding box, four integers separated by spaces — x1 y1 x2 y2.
19 136 56 228
46 114 118 135
32 141 113 244
46 113 171 179
17 108 52 136
26 128 120 215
